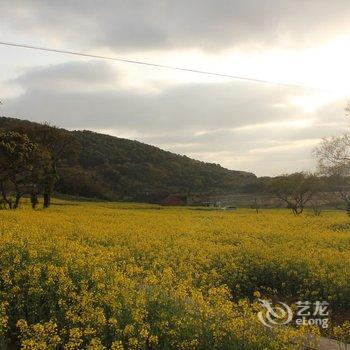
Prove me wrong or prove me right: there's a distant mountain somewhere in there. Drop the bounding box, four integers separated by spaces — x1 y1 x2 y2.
0 117 256 202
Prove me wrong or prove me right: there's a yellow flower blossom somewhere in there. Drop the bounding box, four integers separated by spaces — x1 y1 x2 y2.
0 202 348 348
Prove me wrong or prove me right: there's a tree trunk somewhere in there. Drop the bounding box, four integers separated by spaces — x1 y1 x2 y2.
13 194 21 209
31 192 39 209
13 182 22 209
291 206 303 215
296 207 304 215
43 192 51 208
0 181 13 209
346 201 350 217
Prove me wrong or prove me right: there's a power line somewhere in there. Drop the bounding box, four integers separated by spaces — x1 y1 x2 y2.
0 40 330 91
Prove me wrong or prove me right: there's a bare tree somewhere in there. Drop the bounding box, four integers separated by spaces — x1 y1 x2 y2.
266 172 321 215
315 134 350 176
314 130 350 214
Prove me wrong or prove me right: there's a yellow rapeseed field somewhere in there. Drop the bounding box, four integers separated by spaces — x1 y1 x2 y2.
0 201 349 349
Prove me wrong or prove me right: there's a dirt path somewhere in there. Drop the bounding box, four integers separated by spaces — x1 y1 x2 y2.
305 336 348 350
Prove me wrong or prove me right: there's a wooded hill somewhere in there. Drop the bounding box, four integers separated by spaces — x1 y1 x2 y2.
0 117 256 202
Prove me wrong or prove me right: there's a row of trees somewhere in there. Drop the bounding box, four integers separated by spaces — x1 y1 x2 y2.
264 172 350 215
264 104 350 215
0 124 79 209
1 105 349 212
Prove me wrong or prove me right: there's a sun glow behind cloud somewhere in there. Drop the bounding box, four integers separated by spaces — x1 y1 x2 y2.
98 35 350 119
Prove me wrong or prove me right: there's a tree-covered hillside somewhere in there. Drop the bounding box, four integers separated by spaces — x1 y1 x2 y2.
0 117 256 202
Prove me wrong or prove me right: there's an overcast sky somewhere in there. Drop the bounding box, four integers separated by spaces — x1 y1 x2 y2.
1 0 350 176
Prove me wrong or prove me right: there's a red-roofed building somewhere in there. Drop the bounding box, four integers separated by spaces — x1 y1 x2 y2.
161 195 186 206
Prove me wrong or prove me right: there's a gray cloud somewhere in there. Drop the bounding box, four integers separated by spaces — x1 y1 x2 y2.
4 61 302 131
3 0 350 51
2 1 349 175
12 61 119 91
3 61 348 175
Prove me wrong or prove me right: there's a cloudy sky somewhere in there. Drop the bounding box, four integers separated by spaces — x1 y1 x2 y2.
1 0 350 176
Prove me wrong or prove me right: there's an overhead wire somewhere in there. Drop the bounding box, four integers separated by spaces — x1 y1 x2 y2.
0 41 333 92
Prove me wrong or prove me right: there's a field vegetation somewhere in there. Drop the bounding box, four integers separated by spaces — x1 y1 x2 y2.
0 202 349 349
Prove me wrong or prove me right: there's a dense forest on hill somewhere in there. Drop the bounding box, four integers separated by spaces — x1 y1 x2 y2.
0 117 256 202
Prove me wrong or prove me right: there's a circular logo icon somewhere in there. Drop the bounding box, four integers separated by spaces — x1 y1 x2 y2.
258 299 293 328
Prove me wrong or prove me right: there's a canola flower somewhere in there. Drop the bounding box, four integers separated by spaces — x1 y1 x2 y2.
0 201 349 349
